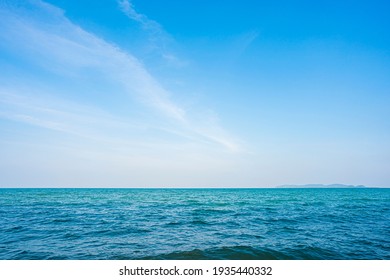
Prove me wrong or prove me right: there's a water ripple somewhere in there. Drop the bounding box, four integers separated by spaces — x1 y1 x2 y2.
0 188 389 259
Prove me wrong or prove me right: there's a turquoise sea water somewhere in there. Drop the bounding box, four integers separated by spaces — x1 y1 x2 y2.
0 188 389 259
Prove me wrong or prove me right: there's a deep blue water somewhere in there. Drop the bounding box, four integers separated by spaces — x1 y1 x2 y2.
0 188 389 259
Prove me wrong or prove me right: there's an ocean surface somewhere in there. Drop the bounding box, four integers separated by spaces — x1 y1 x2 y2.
0 188 389 260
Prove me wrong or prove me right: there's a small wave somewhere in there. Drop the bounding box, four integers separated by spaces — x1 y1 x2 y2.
191 219 209 225
51 218 73 223
142 245 348 260
192 208 232 215
142 246 290 260
164 221 185 227
4 225 24 232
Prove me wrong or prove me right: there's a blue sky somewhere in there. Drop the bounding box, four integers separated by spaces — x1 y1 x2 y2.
0 0 389 187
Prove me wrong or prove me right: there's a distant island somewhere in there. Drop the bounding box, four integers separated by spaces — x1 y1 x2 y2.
275 184 367 189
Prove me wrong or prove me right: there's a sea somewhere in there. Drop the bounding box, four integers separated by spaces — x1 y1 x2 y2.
0 188 389 260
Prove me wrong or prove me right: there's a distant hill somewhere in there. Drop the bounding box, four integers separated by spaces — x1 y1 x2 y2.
275 184 367 189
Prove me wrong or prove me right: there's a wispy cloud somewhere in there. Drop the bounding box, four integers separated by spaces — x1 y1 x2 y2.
0 0 240 152
117 0 185 67
0 87 146 150
118 0 161 31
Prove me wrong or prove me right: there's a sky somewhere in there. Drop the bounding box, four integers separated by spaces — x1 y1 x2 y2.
0 0 389 187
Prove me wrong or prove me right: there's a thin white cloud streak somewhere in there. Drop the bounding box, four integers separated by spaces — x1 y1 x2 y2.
236 31 259 54
0 88 199 166
0 88 139 142
0 0 240 152
117 0 185 67
118 0 161 31
0 89 239 188
0 4 186 122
